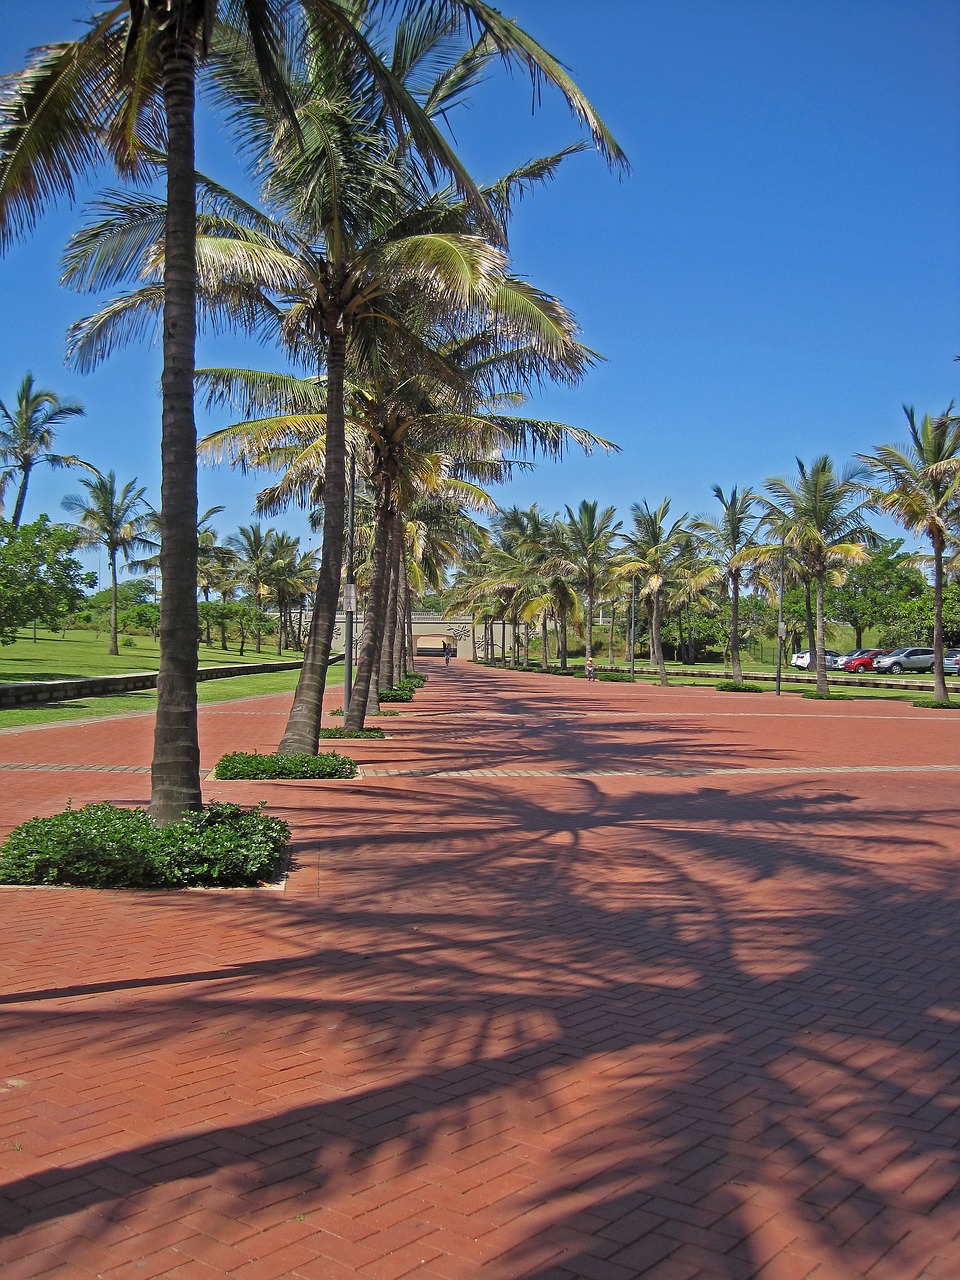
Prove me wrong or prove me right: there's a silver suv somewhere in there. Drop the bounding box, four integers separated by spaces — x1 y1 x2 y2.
872 646 935 674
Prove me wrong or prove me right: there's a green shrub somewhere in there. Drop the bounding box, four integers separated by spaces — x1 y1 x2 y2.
912 697 960 710
378 685 413 702
0 801 289 889
403 672 427 688
597 670 635 682
319 726 386 739
214 750 358 780
327 706 343 716
715 680 765 693
802 690 852 701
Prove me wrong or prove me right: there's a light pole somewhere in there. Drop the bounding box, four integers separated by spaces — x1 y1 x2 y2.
343 452 356 716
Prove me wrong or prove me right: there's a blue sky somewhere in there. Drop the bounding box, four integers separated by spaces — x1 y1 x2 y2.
1 0 958 572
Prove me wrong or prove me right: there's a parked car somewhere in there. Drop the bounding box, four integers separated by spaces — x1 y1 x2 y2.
838 648 892 674
790 650 842 670
872 646 936 674
943 649 960 676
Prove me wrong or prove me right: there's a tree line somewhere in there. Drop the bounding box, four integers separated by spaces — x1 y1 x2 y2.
452 419 960 705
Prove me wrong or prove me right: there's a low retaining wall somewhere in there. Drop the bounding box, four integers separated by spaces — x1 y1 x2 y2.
0 657 317 708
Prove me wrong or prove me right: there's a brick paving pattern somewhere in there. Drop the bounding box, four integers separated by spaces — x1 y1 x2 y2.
1 661 960 1279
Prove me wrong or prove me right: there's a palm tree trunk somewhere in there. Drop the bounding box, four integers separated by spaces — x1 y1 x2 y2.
559 607 568 670
278 331 347 754
380 512 402 690
540 615 549 671
585 586 594 657
815 573 828 695
108 549 120 657
653 595 668 686
607 601 615 667
730 569 743 682
933 535 949 703
150 24 201 824
346 485 392 732
804 581 816 668
404 578 416 675
11 463 31 528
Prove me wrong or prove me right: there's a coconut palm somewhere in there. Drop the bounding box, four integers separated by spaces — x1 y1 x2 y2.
0 373 87 526
691 485 761 681
61 469 152 655
859 406 960 703
763 456 874 695
561 500 622 659
0 0 625 822
618 499 690 686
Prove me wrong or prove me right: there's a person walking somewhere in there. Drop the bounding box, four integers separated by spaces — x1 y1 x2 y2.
585 656 596 681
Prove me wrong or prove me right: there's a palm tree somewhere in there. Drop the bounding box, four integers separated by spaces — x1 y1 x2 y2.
763 456 874 695
619 498 689 686
561 500 622 659
859 406 960 703
0 1 624 822
691 485 760 681
61 469 152 655
225 522 278 652
0 373 87 526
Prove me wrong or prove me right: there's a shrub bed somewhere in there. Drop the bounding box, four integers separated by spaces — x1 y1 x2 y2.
0 801 290 889
378 685 414 702
214 750 358 779
715 680 765 693
912 697 959 710
319 726 386 739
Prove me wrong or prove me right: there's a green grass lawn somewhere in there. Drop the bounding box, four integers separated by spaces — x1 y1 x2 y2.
1 628 302 683
0 629 317 730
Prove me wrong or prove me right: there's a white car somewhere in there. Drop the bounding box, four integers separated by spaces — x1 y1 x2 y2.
790 650 842 670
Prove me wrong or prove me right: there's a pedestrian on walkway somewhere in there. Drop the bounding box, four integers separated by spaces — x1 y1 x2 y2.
585 657 596 681
444 641 451 667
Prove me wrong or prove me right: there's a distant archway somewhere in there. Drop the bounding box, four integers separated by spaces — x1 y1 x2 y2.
415 634 457 656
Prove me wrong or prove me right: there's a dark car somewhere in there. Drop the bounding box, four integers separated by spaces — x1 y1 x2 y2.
873 646 936 674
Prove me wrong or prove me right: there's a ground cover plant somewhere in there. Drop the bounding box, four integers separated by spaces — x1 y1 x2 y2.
213 751 358 780
715 680 765 693
319 726 386 739
0 802 289 888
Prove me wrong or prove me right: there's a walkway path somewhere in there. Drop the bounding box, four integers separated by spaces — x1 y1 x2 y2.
2 663 960 1279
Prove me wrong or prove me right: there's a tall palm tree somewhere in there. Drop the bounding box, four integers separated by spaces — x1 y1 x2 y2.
691 485 760 682
763 456 874 695
561 500 622 659
860 405 960 703
225 522 279 652
619 498 689 686
61 469 152 655
0 1 625 822
0 373 87 526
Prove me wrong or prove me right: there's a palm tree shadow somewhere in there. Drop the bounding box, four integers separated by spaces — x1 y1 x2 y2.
2 761 959 1277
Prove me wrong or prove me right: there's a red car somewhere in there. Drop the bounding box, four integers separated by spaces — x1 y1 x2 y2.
838 648 891 674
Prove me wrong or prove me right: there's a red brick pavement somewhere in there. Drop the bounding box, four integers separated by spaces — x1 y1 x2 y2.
2 662 960 1279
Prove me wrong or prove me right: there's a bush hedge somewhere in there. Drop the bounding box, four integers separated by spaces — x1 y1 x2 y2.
0 801 290 889
214 750 358 779
319 726 386 739
912 698 960 710
378 685 413 702
715 680 765 693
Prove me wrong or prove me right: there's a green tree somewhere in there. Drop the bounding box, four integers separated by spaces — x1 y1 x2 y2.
860 407 960 702
691 485 760 681
0 516 93 644
619 498 690 686
828 541 927 649
0 373 86 527
763 456 874 695
560 500 622 659
61 470 152 656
